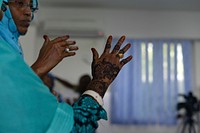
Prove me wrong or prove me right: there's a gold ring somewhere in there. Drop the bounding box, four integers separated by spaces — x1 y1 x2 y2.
117 53 124 59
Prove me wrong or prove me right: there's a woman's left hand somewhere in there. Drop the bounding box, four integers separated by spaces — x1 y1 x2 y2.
87 35 133 98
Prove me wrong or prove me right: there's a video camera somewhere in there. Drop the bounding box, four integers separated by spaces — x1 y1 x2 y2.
177 92 200 118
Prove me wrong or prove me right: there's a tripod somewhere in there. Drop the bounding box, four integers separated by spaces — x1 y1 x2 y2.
179 116 197 133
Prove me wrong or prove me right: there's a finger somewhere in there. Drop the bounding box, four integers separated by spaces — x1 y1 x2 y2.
67 41 76 46
120 55 133 67
91 48 99 63
43 35 50 46
63 52 76 57
111 36 125 54
103 35 112 54
59 41 76 47
51 35 69 44
68 46 79 51
118 43 131 54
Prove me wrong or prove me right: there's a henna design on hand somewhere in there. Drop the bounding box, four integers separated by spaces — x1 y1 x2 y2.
90 60 120 97
93 60 120 81
87 35 133 98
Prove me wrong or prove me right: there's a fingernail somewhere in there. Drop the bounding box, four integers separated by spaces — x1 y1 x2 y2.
122 35 126 40
43 35 47 38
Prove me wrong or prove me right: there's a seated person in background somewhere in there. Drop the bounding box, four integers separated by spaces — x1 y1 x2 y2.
42 73 63 102
42 73 55 91
42 73 91 103
55 74 91 95
55 74 91 104
0 1 133 132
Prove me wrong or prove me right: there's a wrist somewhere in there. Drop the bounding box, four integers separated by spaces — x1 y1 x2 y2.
31 63 45 78
86 79 109 98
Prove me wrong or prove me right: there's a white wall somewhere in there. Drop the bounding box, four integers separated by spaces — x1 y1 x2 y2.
20 8 200 133
19 26 37 65
193 41 200 98
38 8 200 39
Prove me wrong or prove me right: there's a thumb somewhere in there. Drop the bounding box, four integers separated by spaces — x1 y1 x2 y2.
91 48 99 63
43 35 50 46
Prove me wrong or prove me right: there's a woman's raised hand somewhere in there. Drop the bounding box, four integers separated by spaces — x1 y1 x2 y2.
87 35 132 98
31 35 78 78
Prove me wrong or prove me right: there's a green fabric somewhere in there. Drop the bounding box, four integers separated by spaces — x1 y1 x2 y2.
71 96 107 133
0 40 74 133
46 103 74 133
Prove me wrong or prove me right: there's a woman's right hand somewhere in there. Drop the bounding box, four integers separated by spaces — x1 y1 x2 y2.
31 35 78 78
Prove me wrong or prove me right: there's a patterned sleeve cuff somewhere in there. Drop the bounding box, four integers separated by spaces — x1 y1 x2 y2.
71 95 107 133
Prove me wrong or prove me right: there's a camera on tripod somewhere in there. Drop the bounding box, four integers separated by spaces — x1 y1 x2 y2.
176 92 200 133
177 92 200 119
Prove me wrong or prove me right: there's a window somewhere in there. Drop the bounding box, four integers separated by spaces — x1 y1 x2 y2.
111 39 193 125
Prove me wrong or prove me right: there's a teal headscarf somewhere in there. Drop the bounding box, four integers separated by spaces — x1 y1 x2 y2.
0 1 21 56
0 0 38 57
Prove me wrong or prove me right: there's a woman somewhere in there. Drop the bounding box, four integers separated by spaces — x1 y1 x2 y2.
0 0 132 132
0 0 79 79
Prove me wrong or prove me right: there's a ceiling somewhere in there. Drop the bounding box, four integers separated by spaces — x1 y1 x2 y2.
40 0 200 11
